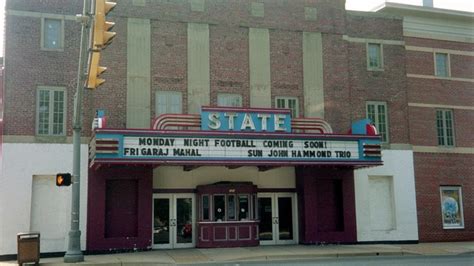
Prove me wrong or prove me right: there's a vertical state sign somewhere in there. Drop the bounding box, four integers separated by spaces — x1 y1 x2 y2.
122 136 359 161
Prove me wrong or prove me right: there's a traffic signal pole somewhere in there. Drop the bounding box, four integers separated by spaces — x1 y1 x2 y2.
64 0 90 263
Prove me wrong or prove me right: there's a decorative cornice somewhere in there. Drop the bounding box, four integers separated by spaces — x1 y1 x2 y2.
374 3 474 43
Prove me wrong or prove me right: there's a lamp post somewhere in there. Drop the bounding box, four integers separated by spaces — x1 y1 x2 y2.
64 0 90 262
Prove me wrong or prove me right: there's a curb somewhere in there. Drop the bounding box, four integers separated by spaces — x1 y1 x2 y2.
213 250 408 263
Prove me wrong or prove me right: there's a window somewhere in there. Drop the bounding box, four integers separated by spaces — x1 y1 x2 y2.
366 102 389 143
155 91 182 115
252 194 257 220
214 195 226 221
202 195 210 220
440 186 464 229
275 97 299 118
227 195 236 220
367 43 383 70
435 53 450 77
217 93 242 107
436 109 455 146
42 18 63 50
37 87 66 136
238 195 249 220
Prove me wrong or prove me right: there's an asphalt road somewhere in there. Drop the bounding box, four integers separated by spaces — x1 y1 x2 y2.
192 254 474 266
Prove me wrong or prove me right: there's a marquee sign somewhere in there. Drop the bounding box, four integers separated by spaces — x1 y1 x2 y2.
90 131 382 168
89 107 382 168
123 136 358 160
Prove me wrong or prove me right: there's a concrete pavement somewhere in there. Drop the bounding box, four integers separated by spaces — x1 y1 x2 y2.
1 242 473 265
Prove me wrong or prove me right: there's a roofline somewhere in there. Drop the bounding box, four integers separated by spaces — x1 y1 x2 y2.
372 2 474 21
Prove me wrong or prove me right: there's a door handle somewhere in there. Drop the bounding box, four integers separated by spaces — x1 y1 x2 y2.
273 217 279 224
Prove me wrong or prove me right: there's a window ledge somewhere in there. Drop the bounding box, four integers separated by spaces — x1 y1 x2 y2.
367 67 384 72
40 47 64 52
443 226 465 230
437 145 456 150
35 135 68 143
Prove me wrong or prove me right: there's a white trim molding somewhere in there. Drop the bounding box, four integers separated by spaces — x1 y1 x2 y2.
407 74 474 83
408 103 474 111
342 35 405 46
406 46 474 57
413 146 474 154
7 9 77 20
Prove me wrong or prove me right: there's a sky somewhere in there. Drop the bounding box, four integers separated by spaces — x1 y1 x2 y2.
0 0 472 56
346 0 474 12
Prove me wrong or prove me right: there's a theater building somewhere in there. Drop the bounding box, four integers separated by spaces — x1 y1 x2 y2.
0 0 428 256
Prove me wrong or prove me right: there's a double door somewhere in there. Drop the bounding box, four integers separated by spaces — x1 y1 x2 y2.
258 193 298 245
152 194 195 249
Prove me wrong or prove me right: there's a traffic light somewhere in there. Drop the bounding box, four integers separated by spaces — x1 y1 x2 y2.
86 0 116 90
87 52 106 89
92 0 116 49
56 173 72 187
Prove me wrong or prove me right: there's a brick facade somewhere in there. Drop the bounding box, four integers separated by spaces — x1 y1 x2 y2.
3 0 402 138
405 35 474 241
414 154 473 241
2 0 472 246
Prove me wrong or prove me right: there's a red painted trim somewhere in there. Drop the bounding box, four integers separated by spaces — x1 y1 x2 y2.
95 146 119 151
152 114 201 130
94 128 381 140
91 159 383 168
153 188 196 193
96 140 119 144
257 188 297 193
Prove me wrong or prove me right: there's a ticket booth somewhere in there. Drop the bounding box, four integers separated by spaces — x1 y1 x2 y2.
196 182 259 248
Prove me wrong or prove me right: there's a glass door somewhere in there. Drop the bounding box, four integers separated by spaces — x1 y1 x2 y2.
258 193 297 245
174 194 195 248
276 193 296 245
153 195 172 249
153 194 195 249
258 193 275 244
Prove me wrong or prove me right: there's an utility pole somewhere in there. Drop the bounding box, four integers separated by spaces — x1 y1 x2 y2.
64 0 90 263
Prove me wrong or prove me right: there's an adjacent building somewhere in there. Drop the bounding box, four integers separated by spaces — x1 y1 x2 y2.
375 2 474 242
0 0 469 257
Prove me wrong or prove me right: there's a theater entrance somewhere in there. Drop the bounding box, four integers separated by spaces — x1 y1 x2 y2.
258 193 298 245
152 194 196 249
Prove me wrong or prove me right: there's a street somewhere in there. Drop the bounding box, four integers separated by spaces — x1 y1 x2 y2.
193 254 474 266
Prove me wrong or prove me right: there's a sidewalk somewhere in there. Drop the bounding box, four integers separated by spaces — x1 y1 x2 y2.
1 242 473 265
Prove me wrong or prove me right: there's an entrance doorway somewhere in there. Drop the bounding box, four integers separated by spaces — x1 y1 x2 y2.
152 194 195 249
258 193 298 245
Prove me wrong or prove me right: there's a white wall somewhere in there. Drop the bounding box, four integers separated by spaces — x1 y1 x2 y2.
0 143 89 255
354 150 419 241
154 166 295 189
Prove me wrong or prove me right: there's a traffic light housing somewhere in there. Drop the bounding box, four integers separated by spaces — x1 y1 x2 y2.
56 173 72 187
87 52 106 89
93 0 116 49
87 0 116 90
